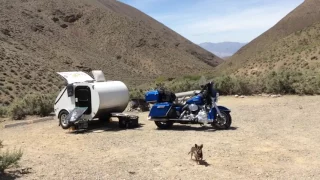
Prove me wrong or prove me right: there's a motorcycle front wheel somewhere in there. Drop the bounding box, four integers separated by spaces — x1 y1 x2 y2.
155 121 174 129
211 111 232 130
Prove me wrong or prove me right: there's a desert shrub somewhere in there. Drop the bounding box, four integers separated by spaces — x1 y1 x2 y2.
22 94 55 117
264 71 303 94
0 140 3 148
133 70 320 98
168 80 197 93
182 75 201 81
9 100 27 120
0 106 8 118
232 77 253 95
129 88 145 99
155 76 167 84
0 141 23 173
9 93 55 120
213 75 235 95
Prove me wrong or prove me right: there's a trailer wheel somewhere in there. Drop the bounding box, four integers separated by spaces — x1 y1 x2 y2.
59 110 70 129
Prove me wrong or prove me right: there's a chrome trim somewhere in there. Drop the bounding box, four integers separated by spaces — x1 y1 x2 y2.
149 118 190 121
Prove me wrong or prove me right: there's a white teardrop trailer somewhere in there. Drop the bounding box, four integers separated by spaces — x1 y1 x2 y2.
54 70 139 130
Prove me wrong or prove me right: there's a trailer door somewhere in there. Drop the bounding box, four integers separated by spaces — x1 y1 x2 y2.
75 86 92 114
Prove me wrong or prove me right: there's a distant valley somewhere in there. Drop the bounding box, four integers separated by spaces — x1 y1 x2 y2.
199 42 247 58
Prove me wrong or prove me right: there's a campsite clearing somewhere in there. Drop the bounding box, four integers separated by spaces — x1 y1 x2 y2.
1 95 320 179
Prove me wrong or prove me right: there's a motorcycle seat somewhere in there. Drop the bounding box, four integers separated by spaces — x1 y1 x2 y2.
172 103 184 107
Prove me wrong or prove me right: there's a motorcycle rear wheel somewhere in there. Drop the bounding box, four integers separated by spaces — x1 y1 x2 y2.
211 111 232 130
155 121 174 129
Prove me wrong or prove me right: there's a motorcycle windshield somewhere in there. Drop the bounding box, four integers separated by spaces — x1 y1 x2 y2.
65 107 88 123
198 76 207 87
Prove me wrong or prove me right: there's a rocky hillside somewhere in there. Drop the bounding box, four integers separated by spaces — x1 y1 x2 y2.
215 0 320 77
0 0 222 105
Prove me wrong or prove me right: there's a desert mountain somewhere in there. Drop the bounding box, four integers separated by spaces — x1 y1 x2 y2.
0 0 222 105
199 42 247 58
215 0 320 77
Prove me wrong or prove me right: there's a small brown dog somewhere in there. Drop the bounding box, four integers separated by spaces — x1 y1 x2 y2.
188 144 203 164
68 125 76 132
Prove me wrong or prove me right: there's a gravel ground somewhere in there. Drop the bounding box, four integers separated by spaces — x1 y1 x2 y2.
1 95 320 180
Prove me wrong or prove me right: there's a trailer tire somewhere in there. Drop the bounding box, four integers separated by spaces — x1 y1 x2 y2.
59 110 71 129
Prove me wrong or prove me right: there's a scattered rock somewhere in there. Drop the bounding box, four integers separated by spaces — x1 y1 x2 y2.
136 38 146 47
31 25 44 32
1 29 11 36
52 17 59 22
52 9 65 16
235 95 239 98
261 94 270 97
240 95 245 98
60 24 68 28
271 94 282 98
63 14 82 23
126 99 149 112
152 43 159 48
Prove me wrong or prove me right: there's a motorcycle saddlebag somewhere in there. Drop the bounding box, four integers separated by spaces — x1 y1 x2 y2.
149 102 172 117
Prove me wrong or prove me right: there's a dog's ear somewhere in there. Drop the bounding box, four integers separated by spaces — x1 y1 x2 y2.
199 144 203 149
195 144 198 148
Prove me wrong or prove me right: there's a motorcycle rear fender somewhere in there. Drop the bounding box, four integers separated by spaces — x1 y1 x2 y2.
149 102 173 118
208 106 231 120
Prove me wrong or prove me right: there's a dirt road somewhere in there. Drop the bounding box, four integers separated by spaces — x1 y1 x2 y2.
1 95 320 180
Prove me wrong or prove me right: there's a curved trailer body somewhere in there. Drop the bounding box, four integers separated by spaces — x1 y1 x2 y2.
54 70 138 130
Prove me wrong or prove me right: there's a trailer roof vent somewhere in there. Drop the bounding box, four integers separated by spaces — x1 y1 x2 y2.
92 70 106 82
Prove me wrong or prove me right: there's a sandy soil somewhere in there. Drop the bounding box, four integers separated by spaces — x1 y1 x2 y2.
1 95 320 180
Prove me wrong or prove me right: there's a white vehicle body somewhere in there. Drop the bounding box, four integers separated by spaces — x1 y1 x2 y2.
54 70 129 121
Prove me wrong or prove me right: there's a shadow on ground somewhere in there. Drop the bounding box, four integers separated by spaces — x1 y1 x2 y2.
0 168 32 180
156 125 238 132
199 160 211 167
67 120 145 134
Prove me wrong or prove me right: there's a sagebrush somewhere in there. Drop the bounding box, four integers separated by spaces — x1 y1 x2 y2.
9 93 55 120
0 106 7 118
0 140 23 173
130 70 320 98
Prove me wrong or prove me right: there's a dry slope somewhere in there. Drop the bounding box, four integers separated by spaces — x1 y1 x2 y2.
215 0 320 77
0 0 222 105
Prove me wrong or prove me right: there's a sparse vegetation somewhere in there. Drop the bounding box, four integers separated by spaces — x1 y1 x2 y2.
8 93 55 120
0 106 8 118
131 70 320 98
0 0 223 106
0 140 23 174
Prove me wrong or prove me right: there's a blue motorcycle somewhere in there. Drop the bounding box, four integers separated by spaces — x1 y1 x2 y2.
145 82 232 129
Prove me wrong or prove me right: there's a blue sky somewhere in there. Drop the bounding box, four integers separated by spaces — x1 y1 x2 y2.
118 0 304 44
